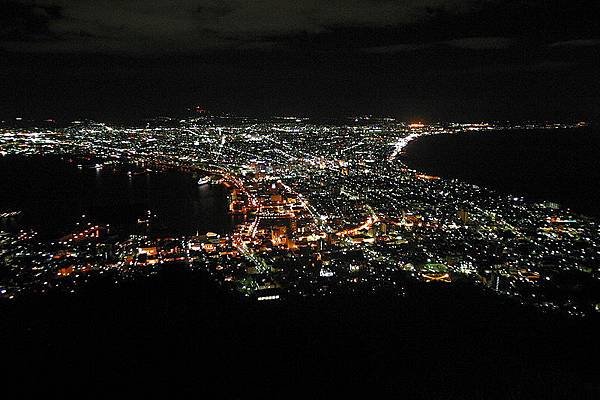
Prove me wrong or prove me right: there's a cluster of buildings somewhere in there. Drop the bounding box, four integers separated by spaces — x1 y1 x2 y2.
0 116 598 316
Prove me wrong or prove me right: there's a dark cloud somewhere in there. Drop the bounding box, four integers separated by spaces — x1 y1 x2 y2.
549 39 600 48
1 0 473 53
0 1 62 42
0 1 596 54
443 37 513 50
1 1 599 121
362 43 429 54
362 36 513 54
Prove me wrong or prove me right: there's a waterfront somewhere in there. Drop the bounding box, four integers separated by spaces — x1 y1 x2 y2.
402 126 600 219
1 119 600 316
0 119 599 397
0 156 232 239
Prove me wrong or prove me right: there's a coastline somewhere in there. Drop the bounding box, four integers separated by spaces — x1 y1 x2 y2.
0 155 233 239
400 126 600 219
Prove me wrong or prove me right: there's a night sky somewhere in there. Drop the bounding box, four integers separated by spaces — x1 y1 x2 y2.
1 0 599 121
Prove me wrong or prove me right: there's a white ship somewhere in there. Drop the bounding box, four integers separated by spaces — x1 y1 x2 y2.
197 176 211 186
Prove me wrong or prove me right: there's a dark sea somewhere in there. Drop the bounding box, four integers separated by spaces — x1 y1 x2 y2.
0 155 232 238
402 126 600 219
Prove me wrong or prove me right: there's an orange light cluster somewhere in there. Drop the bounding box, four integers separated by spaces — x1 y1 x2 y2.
415 173 440 181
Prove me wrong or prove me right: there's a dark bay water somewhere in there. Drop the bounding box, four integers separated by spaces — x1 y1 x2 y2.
0 156 232 238
402 126 600 219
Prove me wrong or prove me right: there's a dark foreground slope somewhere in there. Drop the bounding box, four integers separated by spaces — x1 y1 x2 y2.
1 268 599 399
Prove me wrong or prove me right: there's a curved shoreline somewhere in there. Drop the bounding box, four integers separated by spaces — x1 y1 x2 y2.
0 155 233 239
399 126 600 219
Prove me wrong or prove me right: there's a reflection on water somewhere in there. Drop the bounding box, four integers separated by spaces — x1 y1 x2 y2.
0 156 232 239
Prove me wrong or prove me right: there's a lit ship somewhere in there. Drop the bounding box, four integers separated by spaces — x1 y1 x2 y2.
0 211 22 218
198 176 211 186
